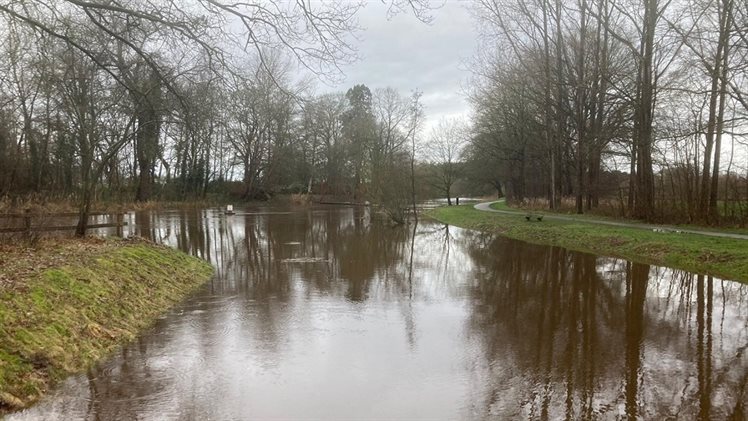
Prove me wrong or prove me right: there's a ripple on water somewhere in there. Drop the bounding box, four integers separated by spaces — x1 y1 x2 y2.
180 308 236 346
178 295 238 313
15 208 748 420
97 361 120 379
192 294 238 305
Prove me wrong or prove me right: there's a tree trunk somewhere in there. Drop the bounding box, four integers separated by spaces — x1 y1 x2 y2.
708 0 732 223
589 0 609 210
134 71 162 202
554 0 566 210
75 184 92 237
575 0 588 215
633 0 658 221
628 144 636 215
542 0 557 210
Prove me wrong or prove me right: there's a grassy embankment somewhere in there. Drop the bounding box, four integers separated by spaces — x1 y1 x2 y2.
0 238 214 412
427 204 748 283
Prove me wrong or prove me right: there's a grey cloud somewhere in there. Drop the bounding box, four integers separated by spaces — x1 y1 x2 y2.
319 0 477 130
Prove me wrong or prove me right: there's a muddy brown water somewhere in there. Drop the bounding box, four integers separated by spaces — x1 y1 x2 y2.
8 206 748 420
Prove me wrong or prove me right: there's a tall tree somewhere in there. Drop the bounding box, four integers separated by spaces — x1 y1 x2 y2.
342 84 376 200
425 118 468 205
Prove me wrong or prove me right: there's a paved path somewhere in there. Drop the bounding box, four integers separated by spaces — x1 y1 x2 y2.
473 201 748 241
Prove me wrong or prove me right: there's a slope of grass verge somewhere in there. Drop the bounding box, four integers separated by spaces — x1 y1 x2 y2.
0 238 214 412
427 205 748 284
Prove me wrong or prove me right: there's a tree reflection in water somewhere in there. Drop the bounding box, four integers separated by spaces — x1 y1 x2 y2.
459 229 747 419
10 207 746 420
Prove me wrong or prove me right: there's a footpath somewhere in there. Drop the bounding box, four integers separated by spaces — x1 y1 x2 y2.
474 201 748 241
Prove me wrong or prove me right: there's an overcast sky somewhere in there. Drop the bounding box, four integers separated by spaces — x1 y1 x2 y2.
318 0 479 133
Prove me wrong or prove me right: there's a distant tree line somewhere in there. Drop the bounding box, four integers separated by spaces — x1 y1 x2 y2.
0 36 425 205
467 0 748 224
0 0 442 232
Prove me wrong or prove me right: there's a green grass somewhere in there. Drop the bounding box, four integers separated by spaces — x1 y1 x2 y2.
0 241 213 412
488 201 512 211
488 200 643 223
427 205 748 284
489 200 748 234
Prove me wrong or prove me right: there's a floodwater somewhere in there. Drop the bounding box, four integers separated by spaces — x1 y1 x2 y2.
9 206 748 420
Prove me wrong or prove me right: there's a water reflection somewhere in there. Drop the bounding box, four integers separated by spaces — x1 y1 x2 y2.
459 229 747 419
9 206 748 420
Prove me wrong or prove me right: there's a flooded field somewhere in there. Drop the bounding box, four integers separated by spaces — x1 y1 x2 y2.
10 206 747 420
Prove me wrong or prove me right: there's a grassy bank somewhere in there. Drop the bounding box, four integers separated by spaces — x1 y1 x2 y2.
427 205 748 283
0 238 214 412
489 200 748 235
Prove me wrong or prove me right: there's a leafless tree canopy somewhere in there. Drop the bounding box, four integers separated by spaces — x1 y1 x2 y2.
3 0 747 228
466 0 748 224
0 0 442 229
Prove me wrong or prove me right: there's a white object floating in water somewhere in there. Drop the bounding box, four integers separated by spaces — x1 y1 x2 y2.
225 205 235 215
281 257 329 263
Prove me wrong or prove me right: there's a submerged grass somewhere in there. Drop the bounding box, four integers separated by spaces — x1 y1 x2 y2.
427 205 748 284
0 238 213 412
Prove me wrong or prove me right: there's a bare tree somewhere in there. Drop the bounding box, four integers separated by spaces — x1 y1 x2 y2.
425 118 468 205
52 45 137 235
224 53 296 199
370 88 411 206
